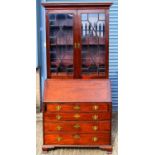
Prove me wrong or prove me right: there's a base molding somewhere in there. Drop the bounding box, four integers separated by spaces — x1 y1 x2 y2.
42 145 112 153
99 145 112 153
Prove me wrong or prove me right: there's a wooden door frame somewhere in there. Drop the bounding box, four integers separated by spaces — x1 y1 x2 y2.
77 9 109 79
45 10 77 78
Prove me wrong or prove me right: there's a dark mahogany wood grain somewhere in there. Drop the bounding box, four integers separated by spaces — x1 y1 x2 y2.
44 133 110 145
46 103 109 112
44 112 111 121
44 121 110 133
44 79 112 103
42 3 113 8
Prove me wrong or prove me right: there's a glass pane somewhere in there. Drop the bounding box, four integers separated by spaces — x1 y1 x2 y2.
99 13 105 20
81 14 87 21
81 13 106 77
49 14 56 20
49 13 74 77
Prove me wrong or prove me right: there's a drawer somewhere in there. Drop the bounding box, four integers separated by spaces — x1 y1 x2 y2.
44 121 111 133
44 112 111 121
45 103 109 112
44 133 110 145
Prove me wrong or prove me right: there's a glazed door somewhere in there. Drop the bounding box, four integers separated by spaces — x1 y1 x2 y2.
78 10 108 78
46 10 108 79
46 10 78 78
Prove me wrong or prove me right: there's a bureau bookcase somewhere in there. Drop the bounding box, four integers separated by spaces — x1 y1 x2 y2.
42 2 113 153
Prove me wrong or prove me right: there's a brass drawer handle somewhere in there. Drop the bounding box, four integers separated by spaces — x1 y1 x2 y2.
92 125 98 131
74 134 80 139
57 136 62 142
92 136 98 142
56 115 62 120
73 105 80 110
93 105 99 110
56 105 61 111
73 124 80 129
92 115 98 120
74 114 80 119
56 125 62 131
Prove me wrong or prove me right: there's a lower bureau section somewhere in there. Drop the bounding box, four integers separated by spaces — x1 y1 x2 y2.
42 79 112 152
44 133 110 145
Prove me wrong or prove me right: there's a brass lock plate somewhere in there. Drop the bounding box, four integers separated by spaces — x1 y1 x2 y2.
73 134 80 139
73 105 80 110
92 125 98 131
93 105 99 110
74 114 80 119
73 124 80 129
56 115 62 120
92 136 98 142
92 115 98 120
56 105 61 111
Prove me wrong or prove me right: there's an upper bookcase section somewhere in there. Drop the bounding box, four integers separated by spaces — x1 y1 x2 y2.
42 3 113 79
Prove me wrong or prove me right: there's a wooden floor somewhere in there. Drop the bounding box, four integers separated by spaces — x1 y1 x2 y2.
36 112 118 155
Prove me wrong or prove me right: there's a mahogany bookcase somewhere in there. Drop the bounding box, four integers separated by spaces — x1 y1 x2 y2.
42 2 113 153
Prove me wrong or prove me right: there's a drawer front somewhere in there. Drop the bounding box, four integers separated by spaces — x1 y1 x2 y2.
44 121 111 133
44 112 111 121
44 133 110 145
46 103 109 112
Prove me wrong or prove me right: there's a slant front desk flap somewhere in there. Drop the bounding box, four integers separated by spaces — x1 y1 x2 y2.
44 79 112 103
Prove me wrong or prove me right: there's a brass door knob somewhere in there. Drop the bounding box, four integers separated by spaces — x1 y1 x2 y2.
93 105 99 110
56 115 62 120
56 105 61 111
73 105 80 110
57 136 62 142
74 43 80 48
73 124 80 129
74 43 77 48
92 125 98 131
77 43 80 48
92 115 98 120
92 136 98 142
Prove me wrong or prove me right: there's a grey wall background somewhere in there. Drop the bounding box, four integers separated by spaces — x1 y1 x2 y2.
36 0 118 111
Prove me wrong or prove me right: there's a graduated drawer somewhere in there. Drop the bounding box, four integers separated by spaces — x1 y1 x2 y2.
44 112 111 121
45 103 109 112
44 121 111 133
44 133 110 145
